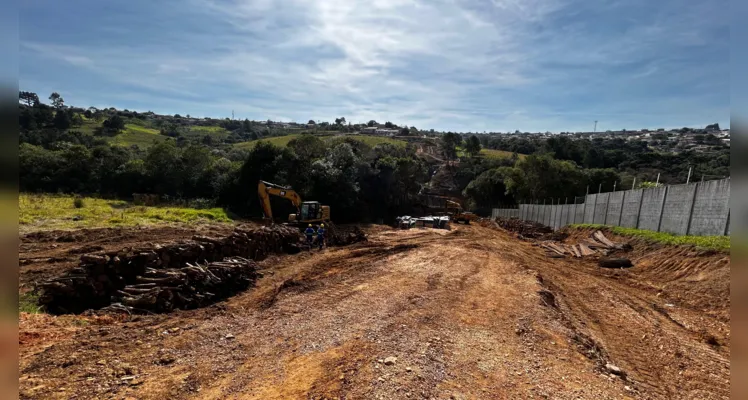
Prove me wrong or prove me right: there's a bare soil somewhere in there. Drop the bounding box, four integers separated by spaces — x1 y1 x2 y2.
19 224 730 399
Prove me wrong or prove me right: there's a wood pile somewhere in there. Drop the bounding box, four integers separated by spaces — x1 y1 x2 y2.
38 225 302 314
111 257 260 313
491 217 553 239
539 230 632 265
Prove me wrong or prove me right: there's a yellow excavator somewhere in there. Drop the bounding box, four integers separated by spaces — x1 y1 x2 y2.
443 198 477 224
257 180 331 224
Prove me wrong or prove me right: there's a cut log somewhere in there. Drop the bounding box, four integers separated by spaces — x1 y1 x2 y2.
593 231 619 248
570 245 582 258
578 243 596 256
598 258 633 269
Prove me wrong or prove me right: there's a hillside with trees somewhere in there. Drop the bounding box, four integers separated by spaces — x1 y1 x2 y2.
19 91 730 221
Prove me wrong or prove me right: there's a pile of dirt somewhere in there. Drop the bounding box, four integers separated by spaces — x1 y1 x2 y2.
487 217 556 239
38 225 301 314
327 223 368 246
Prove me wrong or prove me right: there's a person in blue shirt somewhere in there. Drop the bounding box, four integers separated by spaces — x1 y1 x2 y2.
317 223 326 250
304 224 315 250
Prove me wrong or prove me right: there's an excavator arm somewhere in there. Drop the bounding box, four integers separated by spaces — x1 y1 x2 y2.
258 180 303 221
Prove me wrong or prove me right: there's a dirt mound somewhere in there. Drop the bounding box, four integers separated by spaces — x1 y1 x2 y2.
484 217 560 240
560 227 730 321
38 225 301 314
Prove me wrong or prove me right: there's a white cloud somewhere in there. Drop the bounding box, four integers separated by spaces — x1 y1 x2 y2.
20 0 729 131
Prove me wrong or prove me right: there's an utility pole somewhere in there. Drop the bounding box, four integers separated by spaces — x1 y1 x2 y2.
655 173 660 187
632 177 636 190
232 110 234 120
613 181 617 191
594 120 598 133
686 166 693 184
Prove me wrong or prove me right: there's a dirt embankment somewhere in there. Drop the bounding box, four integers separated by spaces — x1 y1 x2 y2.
19 224 730 399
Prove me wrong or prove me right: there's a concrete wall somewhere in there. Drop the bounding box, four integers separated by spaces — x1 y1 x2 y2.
606 191 625 226
620 189 643 228
688 179 731 236
593 193 609 224
659 184 697 235
637 186 668 232
583 194 597 223
490 178 730 237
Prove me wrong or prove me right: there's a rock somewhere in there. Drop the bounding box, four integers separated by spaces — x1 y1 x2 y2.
378 377 385 382
406 367 412 372
225 333 235 340
158 355 176 365
377 359 384 363
605 363 622 375
384 356 397 365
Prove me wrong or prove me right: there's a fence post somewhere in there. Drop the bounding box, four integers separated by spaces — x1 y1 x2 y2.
724 210 730 236
635 189 645 229
603 193 610 225
685 182 700 235
592 194 598 224
618 190 626 227
542 199 546 225
656 186 669 233
583 196 588 224
573 197 578 224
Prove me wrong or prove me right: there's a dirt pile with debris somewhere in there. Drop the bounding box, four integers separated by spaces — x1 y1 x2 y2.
482 216 562 240
38 225 301 314
19 224 730 399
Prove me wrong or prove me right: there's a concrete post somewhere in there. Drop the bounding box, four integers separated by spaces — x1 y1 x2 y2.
656 186 669 233
603 193 610 225
617 190 626 227
635 189 645 229
724 210 730 236
592 195 598 225
685 182 699 235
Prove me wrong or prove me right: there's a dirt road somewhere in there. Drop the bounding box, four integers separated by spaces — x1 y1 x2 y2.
19 224 730 399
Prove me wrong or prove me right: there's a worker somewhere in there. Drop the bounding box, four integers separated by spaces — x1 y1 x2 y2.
317 223 326 250
304 224 315 249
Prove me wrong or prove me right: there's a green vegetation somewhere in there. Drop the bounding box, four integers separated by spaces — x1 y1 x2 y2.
109 124 168 148
481 148 526 160
19 292 43 314
20 193 232 231
569 224 730 251
234 134 302 150
235 134 406 151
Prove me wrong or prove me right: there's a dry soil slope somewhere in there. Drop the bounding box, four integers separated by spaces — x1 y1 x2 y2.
19 224 729 399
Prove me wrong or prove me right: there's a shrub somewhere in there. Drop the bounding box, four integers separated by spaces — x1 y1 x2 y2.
73 197 85 209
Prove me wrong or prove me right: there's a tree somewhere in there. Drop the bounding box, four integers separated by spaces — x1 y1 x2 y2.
335 117 346 125
465 135 481 157
705 123 720 131
384 121 396 128
288 135 326 161
102 115 126 133
400 127 410 136
440 132 462 160
367 120 377 127
19 91 40 107
307 120 316 125
53 109 71 130
49 92 64 109
463 168 514 208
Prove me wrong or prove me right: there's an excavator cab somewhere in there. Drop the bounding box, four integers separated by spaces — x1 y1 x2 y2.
300 201 321 221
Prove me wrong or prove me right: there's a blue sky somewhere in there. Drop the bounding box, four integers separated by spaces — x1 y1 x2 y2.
20 0 729 132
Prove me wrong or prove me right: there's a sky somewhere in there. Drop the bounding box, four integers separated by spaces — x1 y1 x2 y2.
19 0 729 133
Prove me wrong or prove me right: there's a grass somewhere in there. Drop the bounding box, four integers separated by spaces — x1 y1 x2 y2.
19 292 42 314
569 224 730 252
109 124 168 148
234 134 407 151
20 193 233 232
480 148 527 160
348 135 407 148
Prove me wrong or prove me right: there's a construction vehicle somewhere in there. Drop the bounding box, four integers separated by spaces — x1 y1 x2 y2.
257 181 331 224
445 200 477 224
